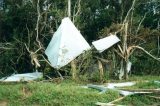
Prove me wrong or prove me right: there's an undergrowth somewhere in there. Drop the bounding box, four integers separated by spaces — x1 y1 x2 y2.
0 76 159 106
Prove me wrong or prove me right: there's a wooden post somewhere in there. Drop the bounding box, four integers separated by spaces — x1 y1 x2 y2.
71 60 77 80
98 60 104 81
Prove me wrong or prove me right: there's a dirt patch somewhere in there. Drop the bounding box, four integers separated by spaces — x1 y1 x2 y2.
21 86 32 98
0 101 7 106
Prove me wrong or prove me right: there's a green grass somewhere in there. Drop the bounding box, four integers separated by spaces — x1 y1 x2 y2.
0 80 120 106
0 76 159 106
118 94 160 106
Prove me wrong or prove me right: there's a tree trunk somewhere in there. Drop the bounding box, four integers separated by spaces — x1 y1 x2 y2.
98 60 104 81
68 0 77 80
119 22 128 80
110 51 115 78
124 22 129 80
68 0 71 18
71 60 77 80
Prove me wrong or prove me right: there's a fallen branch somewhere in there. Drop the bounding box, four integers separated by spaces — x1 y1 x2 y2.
94 56 110 63
107 97 125 104
96 97 126 106
118 88 160 94
148 96 160 99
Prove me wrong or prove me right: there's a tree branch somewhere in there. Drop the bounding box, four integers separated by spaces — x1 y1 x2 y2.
128 46 160 61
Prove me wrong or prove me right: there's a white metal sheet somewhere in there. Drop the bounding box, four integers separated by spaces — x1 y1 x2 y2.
45 17 91 69
0 72 43 82
92 34 120 53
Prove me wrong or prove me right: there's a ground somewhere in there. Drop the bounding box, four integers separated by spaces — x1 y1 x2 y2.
0 75 160 106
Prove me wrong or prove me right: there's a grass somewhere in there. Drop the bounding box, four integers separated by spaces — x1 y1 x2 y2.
118 94 160 106
0 75 159 106
0 80 120 106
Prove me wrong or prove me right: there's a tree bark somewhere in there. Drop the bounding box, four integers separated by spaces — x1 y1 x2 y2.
98 60 104 81
68 0 71 18
71 60 77 80
124 22 129 80
119 22 128 80
68 0 78 80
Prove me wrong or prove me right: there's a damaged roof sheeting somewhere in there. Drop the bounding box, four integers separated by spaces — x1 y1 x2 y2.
92 34 120 53
45 17 91 69
87 82 151 96
0 72 43 82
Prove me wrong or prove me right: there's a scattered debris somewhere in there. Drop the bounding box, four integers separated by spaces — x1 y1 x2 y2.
87 82 136 95
92 34 120 53
87 82 135 90
87 84 107 94
154 81 160 84
87 82 151 96
119 90 152 96
107 82 136 89
83 82 158 106
45 17 91 69
118 88 160 94
0 72 42 82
